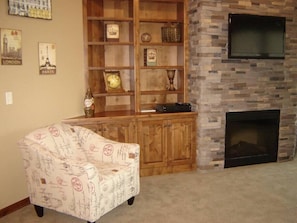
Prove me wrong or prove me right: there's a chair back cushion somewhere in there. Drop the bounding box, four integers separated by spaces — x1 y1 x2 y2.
24 123 87 161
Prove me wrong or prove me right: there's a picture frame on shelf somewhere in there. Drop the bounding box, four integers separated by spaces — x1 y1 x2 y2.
144 48 157 66
105 24 119 42
103 71 124 92
8 0 52 20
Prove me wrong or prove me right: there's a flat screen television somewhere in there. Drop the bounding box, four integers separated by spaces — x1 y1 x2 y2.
228 14 286 59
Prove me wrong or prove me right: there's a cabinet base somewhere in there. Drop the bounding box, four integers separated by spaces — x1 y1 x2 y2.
140 164 197 177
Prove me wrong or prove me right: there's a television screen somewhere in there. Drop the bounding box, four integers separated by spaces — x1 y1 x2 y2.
228 14 286 59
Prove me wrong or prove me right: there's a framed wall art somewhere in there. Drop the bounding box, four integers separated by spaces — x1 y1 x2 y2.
8 0 52 20
0 28 22 65
39 42 56 75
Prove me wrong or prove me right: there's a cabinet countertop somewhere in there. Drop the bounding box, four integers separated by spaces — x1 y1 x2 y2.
63 110 198 122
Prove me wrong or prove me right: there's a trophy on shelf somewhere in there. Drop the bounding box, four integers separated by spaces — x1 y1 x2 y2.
166 69 176 91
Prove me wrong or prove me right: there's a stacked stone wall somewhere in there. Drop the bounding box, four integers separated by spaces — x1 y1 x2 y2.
188 0 297 169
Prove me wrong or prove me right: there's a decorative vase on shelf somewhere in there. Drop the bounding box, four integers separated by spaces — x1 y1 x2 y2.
84 88 95 118
166 69 176 91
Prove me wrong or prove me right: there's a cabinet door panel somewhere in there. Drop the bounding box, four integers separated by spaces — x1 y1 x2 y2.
75 124 104 135
102 121 136 143
138 119 167 168
168 118 194 165
68 120 136 143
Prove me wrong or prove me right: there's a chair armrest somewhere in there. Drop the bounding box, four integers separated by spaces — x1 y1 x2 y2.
75 126 140 165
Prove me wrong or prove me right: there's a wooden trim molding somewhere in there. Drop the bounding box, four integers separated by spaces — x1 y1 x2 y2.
0 197 30 218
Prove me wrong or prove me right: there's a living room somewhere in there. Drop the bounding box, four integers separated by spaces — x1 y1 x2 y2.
0 0 297 222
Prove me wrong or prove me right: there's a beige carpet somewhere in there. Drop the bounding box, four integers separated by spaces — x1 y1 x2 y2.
1 159 297 223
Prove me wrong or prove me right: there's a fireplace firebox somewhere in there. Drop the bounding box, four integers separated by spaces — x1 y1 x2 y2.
225 110 280 168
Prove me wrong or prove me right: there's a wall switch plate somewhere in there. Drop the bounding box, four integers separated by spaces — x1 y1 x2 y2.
5 92 13 105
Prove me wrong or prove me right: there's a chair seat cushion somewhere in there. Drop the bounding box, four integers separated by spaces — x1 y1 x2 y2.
94 161 133 181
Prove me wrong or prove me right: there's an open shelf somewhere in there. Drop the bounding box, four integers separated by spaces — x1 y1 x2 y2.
83 0 188 113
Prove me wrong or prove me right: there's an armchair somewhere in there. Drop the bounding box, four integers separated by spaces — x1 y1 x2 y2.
18 123 140 223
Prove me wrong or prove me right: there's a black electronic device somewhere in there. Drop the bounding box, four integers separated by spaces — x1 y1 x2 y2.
228 14 286 59
155 103 192 113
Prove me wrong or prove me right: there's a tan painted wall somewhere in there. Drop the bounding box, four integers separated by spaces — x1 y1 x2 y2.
0 1 85 209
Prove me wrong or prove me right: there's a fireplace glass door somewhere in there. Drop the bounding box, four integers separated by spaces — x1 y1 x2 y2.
225 110 280 168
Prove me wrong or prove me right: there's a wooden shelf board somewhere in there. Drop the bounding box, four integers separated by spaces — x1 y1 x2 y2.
87 17 133 22
93 91 135 97
140 42 183 46
141 90 183 95
139 18 183 23
89 66 134 71
140 66 184 70
140 0 184 3
88 42 134 46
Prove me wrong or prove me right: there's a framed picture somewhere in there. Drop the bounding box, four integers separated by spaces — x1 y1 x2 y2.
39 42 56 75
105 24 119 42
0 28 22 65
8 0 52 20
144 48 157 66
103 71 124 92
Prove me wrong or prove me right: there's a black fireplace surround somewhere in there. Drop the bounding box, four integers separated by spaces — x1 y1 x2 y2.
225 110 280 168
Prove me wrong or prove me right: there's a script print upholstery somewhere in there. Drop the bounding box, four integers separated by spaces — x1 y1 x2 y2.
18 123 140 222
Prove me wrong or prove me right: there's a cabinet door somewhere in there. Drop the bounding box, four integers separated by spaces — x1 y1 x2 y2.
138 119 167 169
74 123 100 134
70 120 136 143
100 120 136 143
167 117 195 165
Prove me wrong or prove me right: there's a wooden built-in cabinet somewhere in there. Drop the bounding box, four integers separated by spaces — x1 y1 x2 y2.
64 112 197 176
65 0 196 176
84 0 188 112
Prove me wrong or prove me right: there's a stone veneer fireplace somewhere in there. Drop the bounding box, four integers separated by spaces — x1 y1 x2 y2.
188 0 297 170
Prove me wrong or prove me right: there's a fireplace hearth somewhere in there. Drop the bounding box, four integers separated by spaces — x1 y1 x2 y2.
225 110 280 168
